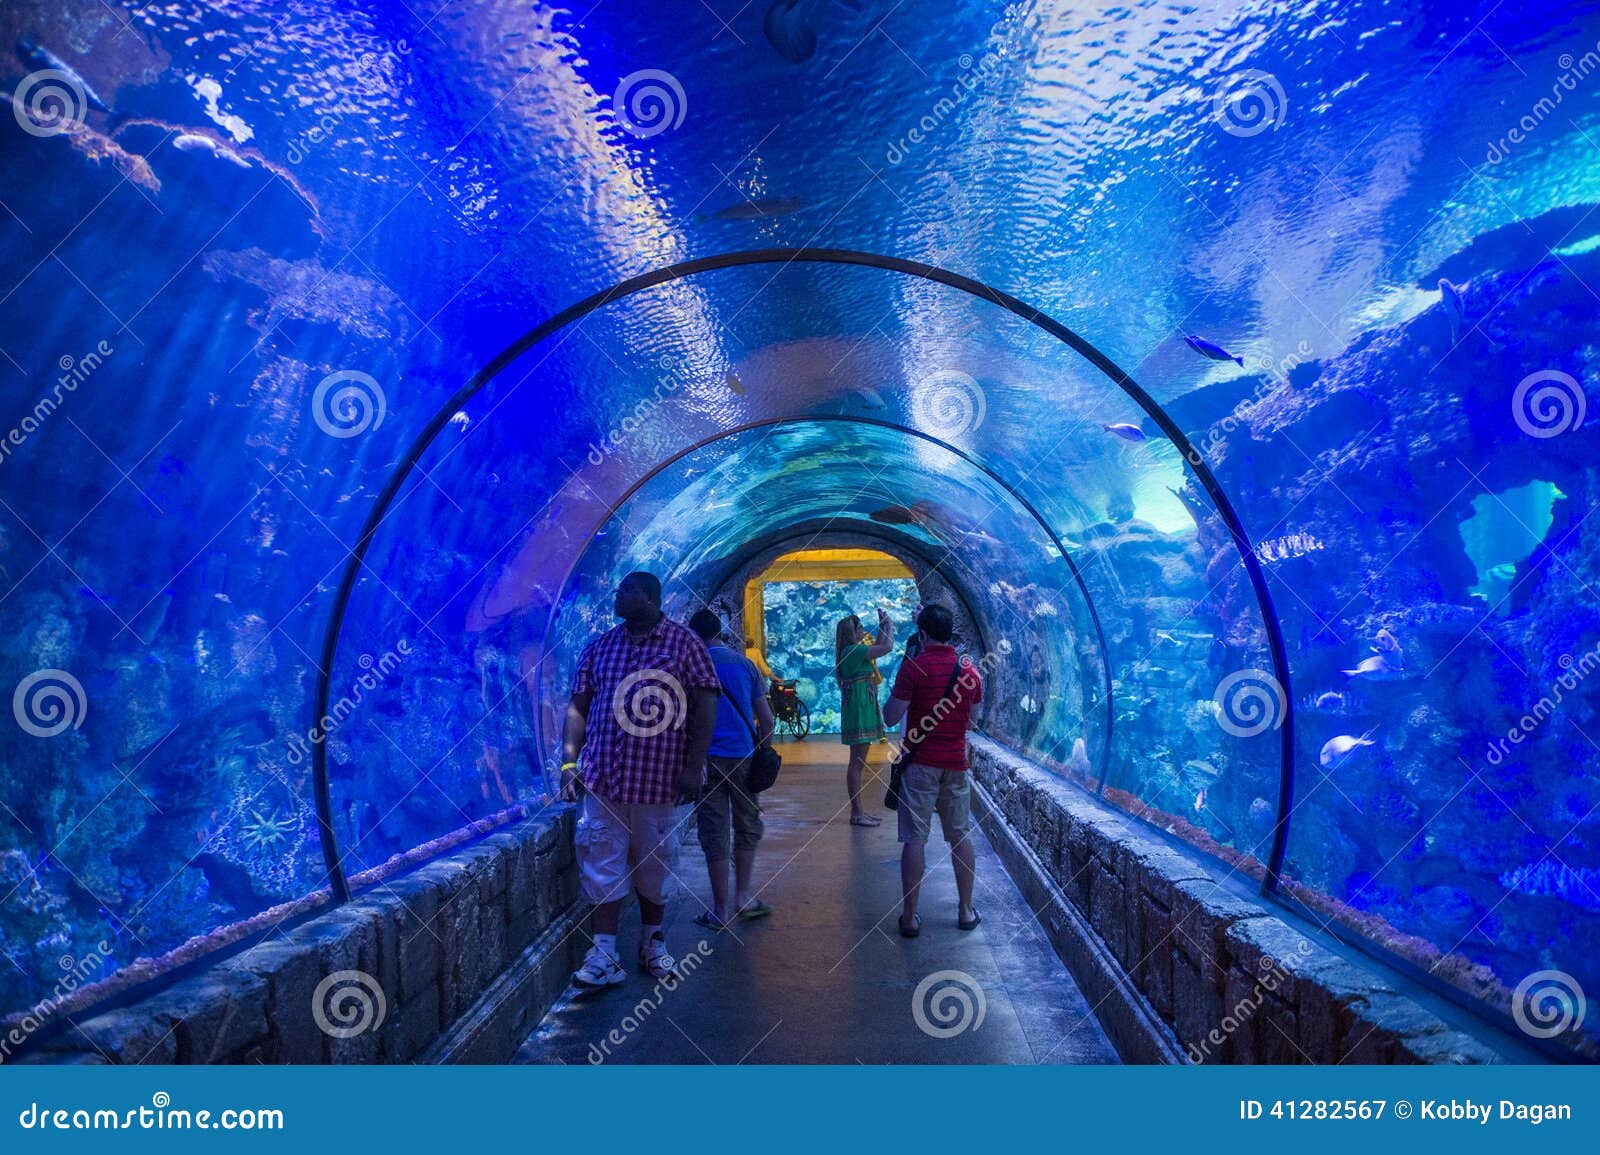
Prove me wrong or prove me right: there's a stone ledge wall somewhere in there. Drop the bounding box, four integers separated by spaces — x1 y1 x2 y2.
26 809 578 1065
969 736 1510 1064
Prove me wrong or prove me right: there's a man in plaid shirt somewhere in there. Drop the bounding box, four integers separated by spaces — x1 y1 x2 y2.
560 572 720 987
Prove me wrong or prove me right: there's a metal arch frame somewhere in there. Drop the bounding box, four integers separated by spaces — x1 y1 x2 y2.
525 416 1114 777
311 247 1295 903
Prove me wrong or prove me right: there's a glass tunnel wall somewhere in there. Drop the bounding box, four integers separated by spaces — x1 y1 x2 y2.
0 0 1597 1056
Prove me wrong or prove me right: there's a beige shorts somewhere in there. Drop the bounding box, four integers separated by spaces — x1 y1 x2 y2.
575 792 686 905
896 762 972 846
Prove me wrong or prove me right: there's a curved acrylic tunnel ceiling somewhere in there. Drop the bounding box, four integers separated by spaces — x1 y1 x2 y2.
6 0 1600 1056
320 253 1286 919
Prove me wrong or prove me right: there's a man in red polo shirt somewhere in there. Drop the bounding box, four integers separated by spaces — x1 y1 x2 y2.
560 572 721 987
882 603 983 938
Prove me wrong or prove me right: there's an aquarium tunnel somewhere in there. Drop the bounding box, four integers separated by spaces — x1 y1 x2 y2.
2 0 1599 1061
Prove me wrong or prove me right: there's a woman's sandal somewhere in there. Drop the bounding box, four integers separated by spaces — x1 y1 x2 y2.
898 913 922 938
958 908 981 931
849 813 882 827
736 900 774 921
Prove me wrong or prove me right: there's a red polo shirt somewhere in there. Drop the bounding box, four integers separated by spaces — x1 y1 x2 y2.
890 643 982 771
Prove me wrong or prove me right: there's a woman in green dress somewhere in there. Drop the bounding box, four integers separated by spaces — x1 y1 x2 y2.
835 608 895 826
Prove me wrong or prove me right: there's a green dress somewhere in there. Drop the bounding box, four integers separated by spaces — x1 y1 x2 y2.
838 643 884 746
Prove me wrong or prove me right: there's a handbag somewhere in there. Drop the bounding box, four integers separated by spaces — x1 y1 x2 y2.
885 658 966 810
719 679 782 794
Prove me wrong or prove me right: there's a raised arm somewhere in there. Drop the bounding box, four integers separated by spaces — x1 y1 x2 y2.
863 608 896 661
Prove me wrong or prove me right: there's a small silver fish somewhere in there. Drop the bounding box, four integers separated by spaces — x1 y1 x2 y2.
1068 737 1091 777
1320 733 1376 770
1314 691 1345 709
448 410 470 430
1342 654 1402 680
172 133 251 169
701 196 807 222
1102 422 1147 442
1184 335 1245 367
1372 628 1402 655
1438 278 1465 341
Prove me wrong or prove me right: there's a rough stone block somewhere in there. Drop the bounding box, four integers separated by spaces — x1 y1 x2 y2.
381 985 442 1064
44 1007 178 1065
1137 896 1175 1018
147 970 269 1063
1173 951 1226 1061
1089 862 1128 964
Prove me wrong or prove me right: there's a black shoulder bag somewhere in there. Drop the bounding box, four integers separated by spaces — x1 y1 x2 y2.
719 681 782 794
884 658 966 810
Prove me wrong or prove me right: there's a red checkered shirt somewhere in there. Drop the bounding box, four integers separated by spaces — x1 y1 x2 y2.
571 616 719 805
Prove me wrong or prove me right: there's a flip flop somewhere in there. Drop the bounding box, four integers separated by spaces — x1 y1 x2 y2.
898 914 921 938
736 900 774 921
693 910 729 931
958 908 981 931
849 813 882 827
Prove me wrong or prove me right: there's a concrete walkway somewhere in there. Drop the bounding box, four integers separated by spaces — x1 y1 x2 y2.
514 738 1119 1065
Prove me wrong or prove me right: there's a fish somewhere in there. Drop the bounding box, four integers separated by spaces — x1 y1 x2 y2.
1486 562 1517 583
15 38 113 115
725 369 745 395
1194 788 1207 813
1101 422 1147 442
1438 278 1465 341
855 387 886 409
1314 690 1345 710
1068 737 1092 778
1372 628 1402 655
1341 654 1403 680
1184 334 1245 367
869 504 919 525
171 132 251 169
448 410 470 430
1319 731 1376 770
764 0 819 63
699 196 807 222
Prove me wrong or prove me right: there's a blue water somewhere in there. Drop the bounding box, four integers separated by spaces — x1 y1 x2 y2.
1 0 1598 1048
